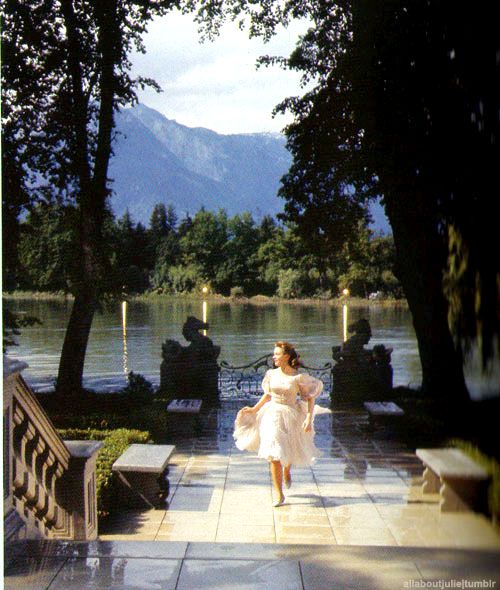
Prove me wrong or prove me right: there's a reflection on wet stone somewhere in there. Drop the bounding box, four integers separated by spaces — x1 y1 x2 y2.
90 400 500 551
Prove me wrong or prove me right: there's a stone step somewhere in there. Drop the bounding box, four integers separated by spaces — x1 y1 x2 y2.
5 540 500 590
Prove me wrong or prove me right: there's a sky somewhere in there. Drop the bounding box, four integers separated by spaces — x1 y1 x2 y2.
130 9 311 135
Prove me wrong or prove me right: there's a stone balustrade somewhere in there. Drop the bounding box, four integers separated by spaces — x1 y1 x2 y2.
4 357 102 542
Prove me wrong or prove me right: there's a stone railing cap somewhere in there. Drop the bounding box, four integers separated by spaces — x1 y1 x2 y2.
3 355 29 377
63 440 104 458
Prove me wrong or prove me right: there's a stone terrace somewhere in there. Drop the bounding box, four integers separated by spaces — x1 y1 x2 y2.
97 402 500 549
5 402 500 589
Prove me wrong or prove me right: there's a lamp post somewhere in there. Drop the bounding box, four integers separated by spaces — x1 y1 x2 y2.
342 288 350 342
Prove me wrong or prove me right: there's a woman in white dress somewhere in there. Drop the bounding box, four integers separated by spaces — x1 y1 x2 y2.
233 341 327 506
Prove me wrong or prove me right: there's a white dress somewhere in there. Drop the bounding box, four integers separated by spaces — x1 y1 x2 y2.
233 368 330 467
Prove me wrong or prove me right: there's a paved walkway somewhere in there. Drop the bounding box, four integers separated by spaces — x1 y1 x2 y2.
98 402 500 549
6 539 500 589
5 402 500 589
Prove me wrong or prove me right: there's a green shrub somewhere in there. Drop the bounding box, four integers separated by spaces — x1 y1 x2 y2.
50 412 130 430
449 438 500 521
277 268 306 298
120 371 155 403
47 390 170 443
166 264 203 293
230 286 245 298
58 427 151 519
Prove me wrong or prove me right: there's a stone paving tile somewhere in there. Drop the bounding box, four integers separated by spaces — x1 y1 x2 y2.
4 556 67 590
48 557 182 590
301 558 421 590
176 558 302 590
332 525 399 546
215 523 277 543
96 402 500 550
7 542 500 589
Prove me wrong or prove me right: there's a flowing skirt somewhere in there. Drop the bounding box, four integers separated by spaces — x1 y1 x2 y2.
233 400 329 467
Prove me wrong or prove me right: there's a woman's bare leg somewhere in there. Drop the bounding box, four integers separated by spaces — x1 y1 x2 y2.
270 460 284 504
284 464 292 487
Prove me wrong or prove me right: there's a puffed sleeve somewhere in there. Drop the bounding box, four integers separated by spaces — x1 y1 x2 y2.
297 373 323 401
262 369 272 395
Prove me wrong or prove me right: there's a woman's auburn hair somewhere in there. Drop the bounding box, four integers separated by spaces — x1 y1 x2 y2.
275 341 301 368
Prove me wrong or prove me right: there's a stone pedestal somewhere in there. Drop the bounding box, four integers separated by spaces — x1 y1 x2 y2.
62 441 103 540
332 319 393 402
160 316 220 403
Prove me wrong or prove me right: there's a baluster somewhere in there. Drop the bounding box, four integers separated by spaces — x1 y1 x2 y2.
12 405 29 456
44 456 63 527
24 432 44 507
35 443 50 483
11 401 68 532
12 410 36 501
12 456 29 497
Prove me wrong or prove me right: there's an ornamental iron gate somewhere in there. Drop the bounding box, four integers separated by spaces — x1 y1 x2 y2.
218 354 333 400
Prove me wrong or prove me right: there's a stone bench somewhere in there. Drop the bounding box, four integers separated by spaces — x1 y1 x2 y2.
364 401 405 416
167 399 202 413
364 401 404 430
112 444 176 509
416 448 490 512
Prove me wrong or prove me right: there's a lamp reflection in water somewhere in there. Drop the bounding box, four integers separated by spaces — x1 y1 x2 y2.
122 300 129 376
202 286 208 336
342 288 350 342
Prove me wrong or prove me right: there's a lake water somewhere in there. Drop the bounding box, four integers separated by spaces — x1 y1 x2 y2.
7 298 422 393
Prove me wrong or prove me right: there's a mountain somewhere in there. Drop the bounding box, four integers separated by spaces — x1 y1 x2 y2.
109 103 391 233
109 104 290 221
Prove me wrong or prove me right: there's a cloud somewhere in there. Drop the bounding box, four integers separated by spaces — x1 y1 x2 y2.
130 9 310 134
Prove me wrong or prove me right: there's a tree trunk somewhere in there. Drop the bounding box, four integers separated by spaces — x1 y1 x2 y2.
384 187 469 406
55 292 96 396
350 1 469 409
54 0 117 396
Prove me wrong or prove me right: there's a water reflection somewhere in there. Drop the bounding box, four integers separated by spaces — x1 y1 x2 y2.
342 304 349 342
202 300 208 335
122 300 129 376
9 298 422 392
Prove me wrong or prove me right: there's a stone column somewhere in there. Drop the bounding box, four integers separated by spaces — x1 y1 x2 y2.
62 441 104 540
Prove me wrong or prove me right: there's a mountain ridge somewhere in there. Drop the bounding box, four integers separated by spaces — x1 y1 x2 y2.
109 103 391 233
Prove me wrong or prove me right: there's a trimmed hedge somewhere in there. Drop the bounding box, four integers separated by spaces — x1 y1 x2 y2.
52 401 170 443
58 427 151 519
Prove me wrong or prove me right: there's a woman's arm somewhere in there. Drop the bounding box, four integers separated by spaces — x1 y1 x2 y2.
241 392 271 414
303 396 315 432
298 373 322 432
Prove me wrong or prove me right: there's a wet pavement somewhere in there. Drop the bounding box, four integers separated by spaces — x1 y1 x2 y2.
98 402 500 549
5 401 500 589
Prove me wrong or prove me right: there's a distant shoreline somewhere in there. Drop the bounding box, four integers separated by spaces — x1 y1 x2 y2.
3 290 408 308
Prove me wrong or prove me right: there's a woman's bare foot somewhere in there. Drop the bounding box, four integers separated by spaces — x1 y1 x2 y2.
273 494 285 507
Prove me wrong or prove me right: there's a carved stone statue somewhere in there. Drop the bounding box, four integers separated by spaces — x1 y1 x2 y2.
160 316 220 403
332 318 393 401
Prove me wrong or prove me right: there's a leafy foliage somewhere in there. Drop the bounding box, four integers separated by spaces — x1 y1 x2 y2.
187 0 499 398
15 202 400 298
2 0 187 394
120 371 155 402
2 307 42 351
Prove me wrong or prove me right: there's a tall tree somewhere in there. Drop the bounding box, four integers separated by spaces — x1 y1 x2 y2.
191 0 499 405
18 203 78 292
149 203 177 239
222 212 261 294
2 0 180 396
179 208 229 290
